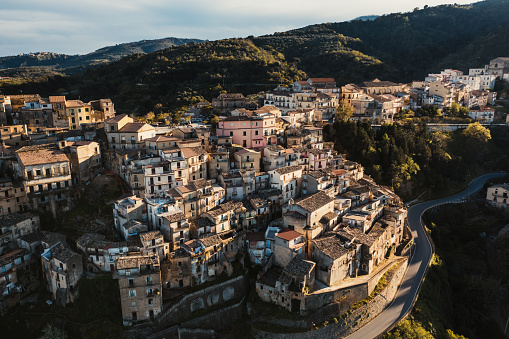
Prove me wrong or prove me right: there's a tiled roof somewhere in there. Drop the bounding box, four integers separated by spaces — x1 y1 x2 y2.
199 234 223 248
0 212 36 227
105 114 129 123
308 78 335 83
206 201 243 218
0 248 28 266
118 123 154 133
312 235 349 260
358 79 402 88
50 242 79 263
246 232 265 242
192 217 214 229
139 230 163 242
165 212 187 223
17 148 69 166
276 228 302 241
181 146 207 159
191 178 210 190
282 255 315 276
116 255 158 269
294 191 333 213
274 165 302 175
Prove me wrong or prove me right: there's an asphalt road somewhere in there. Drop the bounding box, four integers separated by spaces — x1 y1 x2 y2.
345 172 507 339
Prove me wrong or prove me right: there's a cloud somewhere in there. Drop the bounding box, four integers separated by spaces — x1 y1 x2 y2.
0 0 475 56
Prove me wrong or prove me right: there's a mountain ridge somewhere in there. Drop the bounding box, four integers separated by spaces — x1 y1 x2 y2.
0 37 205 71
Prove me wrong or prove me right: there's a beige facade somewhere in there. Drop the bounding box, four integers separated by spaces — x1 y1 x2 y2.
15 146 74 216
486 183 509 211
105 114 156 150
273 229 306 267
234 148 260 172
0 178 27 215
0 125 28 147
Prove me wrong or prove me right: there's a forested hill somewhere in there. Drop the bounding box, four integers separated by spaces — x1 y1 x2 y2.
0 37 205 71
3 0 509 115
265 0 509 82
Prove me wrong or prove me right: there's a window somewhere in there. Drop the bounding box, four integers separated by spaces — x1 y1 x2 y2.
230 131 233 136
131 301 136 307
148 299 154 306
129 289 136 297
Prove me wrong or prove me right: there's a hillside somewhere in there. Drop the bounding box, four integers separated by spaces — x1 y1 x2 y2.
73 39 305 114
2 0 509 115
280 0 509 80
0 37 205 71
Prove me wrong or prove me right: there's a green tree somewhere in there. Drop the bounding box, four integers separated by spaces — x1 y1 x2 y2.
145 111 155 123
462 122 491 143
449 102 460 116
172 111 182 125
335 99 353 122
210 114 220 131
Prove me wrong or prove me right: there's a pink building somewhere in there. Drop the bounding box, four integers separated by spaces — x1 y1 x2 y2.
217 114 277 150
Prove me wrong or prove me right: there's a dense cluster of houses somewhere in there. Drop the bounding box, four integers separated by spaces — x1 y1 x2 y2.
0 56 506 325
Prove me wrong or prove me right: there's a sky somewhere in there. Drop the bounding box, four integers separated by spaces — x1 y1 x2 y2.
0 0 476 57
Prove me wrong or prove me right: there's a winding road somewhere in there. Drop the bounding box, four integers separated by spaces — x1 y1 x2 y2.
345 172 507 339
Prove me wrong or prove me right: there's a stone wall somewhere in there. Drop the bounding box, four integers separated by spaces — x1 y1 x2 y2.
252 258 408 337
153 274 247 331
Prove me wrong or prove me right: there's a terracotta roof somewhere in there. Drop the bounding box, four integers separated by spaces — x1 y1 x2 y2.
308 78 335 83
17 148 69 166
118 123 154 133
276 228 302 241
48 96 66 102
145 135 178 142
105 114 129 123
246 232 265 242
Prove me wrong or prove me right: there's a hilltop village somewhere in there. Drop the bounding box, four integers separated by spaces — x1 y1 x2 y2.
0 57 507 333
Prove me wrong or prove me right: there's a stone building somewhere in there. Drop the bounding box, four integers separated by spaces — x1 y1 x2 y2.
115 255 163 325
113 195 146 235
14 145 74 216
283 191 336 239
0 125 28 147
273 228 306 267
76 233 130 272
0 213 40 255
311 234 361 286
41 234 83 306
269 165 303 204
59 140 102 184
0 177 27 216
105 114 155 150
212 93 246 113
